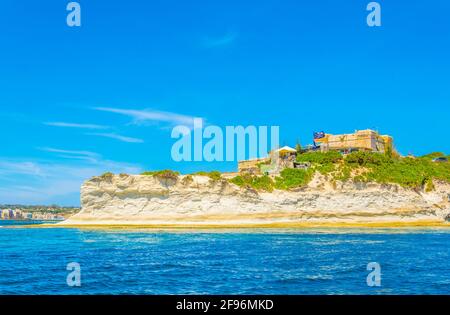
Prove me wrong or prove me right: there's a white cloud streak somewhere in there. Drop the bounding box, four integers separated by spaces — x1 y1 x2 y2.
94 107 199 127
86 133 144 143
0 149 143 206
0 161 43 177
38 147 101 163
45 122 110 130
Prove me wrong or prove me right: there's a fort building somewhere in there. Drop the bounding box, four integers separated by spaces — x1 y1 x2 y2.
237 129 395 175
314 129 394 154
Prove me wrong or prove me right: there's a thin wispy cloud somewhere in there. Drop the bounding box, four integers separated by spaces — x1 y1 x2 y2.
86 132 144 143
0 151 143 205
45 122 110 130
202 31 238 48
0 161 43 177
38 147 101 163
94 107 200 127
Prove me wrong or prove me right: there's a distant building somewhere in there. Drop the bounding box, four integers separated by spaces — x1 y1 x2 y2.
314 129 394 154
1 210 8 219
14 210 23 219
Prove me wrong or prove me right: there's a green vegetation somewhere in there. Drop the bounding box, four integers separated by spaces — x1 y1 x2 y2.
425 178 435 192
230 169 314 192
252 175 275 192
299 150 449 190
334 165 352 182
230 174 275 192
256 160 271 169
296 151 340 177
295 151 450 190
344 151 392 166
99 172 114 180
141 170 180 180
296 151 342 164
420 152 446 160
316 163 336 175
361 157 450 189
295 139 302 153
229 175 247 187
100 150 449 193
274 168 314 190
385 144 393 159
342 152 450 188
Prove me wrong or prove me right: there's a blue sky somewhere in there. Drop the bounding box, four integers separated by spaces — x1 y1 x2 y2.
0 0 449 206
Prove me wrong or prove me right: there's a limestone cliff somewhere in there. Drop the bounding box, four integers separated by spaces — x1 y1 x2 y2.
60 174 450 227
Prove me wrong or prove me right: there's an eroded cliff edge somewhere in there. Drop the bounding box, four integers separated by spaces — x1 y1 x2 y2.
60 174 450 227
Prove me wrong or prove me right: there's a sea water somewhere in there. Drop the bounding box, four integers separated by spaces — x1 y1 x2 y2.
0 222 449 295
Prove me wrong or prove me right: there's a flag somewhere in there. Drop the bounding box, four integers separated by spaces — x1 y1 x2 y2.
313 131 325 140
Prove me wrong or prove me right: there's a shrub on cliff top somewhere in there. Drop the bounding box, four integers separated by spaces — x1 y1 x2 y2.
343 153 450 189
229 174 251 187
231 169 314 191
275 168 314 190
344 151 393 166
99 172 114 180
229 174 274 192
252 175 275 192
141 170 180 180
296 151 342 164
420 152 445 160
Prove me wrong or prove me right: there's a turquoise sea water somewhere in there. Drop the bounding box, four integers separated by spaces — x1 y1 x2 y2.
0 221 449 295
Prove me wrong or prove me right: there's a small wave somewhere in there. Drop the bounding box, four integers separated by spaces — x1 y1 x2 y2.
306 275 334 281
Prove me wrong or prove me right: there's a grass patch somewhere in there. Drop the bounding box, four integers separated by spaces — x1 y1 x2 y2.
230 170 313 191
274 168 314 190
99 172 114 180
141 170 180 180
296 151 342 164
345 151 392 166
294 151 450 190
342 152 450 189
252 175 275 192
103 150 449 192
229 174 274 192
362 157 449 189
420 152 446 160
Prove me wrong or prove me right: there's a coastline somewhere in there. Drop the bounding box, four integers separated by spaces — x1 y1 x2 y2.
31 220 450 230
53 173 450 230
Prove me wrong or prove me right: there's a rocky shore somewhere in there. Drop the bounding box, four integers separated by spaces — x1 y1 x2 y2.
59 173 450 227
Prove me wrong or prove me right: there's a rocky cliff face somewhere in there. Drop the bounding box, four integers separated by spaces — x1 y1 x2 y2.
60 174 450 226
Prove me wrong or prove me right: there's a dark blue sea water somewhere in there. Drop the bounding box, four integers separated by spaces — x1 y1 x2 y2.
1 221 449 295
